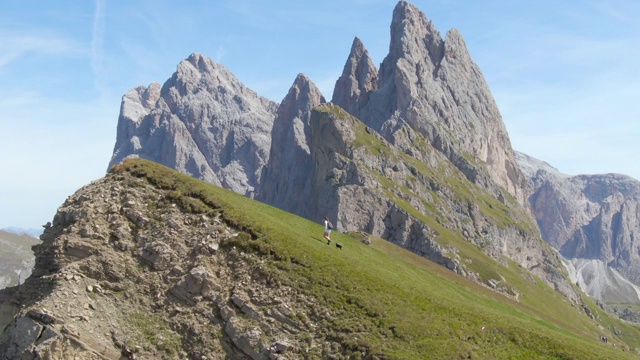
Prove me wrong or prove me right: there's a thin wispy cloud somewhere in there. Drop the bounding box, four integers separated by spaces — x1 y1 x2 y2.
0 32 83 68
215 46 227 64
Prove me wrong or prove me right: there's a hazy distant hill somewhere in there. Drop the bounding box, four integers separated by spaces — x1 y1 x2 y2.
2 227 42 238
0 230 40 289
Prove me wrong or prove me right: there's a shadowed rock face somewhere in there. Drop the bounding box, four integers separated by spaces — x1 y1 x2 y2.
332 37 379 117
256 74 325 218
517 151 640 302
109 53 278 197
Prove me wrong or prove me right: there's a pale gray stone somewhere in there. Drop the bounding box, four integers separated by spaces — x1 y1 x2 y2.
256 74 325 218
517 151 640 303
332 37 378 117
109 53 278 198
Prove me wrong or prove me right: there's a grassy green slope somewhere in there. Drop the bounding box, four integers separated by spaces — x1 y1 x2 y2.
114 159 640 359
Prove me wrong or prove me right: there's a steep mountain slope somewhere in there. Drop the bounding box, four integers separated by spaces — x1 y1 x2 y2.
335 1 527 206
256 2 575 301
104 0 640 321
109 53 278 197
0 230 40 289
105 0 579 304
516 151 640 307
256 74 326 218
303 104 578 300
2 159 639 359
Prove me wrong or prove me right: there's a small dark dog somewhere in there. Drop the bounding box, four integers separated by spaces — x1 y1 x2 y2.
335 243 343 250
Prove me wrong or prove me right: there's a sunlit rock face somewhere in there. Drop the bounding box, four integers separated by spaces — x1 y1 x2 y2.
109 53 278 197
517 151 640 303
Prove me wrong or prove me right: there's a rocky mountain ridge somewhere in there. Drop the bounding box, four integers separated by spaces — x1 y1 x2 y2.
2 160 639 359
109 54 278 197
0 169 324 359
338 1 527 206
516 151 640 308
105 0 640 315
108 1 579 302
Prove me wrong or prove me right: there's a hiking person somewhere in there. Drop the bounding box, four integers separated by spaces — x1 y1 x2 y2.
324 216 333 244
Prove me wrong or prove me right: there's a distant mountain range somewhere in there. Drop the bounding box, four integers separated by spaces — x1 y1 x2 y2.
516 151 640 315
2 227 42 238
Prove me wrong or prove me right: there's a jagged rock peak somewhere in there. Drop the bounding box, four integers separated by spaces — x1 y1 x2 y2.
108 52 278 197
351 36 366 55
442 28 472 69
332 37 379 118
276 73 325 146
111 82 161 162
389 0 444 68
515 151 567 180
256 74 324 216
120 83 161 124
164 53 262 101
353 1 528 205
279 73 326 120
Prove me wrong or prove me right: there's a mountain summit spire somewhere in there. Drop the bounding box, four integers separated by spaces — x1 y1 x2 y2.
332 37 378 118
388 0 444 72
349 1 527 204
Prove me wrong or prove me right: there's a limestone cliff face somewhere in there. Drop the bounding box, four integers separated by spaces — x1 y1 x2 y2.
301 105 577 301
109 53 278 197
256 74 325 217
517 151 640 295
349 1 527 205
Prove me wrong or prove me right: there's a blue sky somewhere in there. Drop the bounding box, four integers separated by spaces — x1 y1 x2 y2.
1 0 639 231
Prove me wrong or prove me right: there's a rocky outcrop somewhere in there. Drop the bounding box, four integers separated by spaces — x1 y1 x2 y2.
109 53 278 197
517 151 640 303
256 74 325 217
0 170 336 359
350 1 527 205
